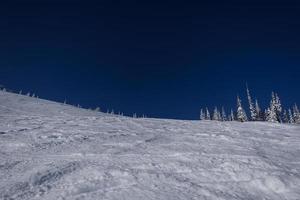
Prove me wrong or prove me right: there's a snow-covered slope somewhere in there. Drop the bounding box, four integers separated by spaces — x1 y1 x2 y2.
1 90 300 200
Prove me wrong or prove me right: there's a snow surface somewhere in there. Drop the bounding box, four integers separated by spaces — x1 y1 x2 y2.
1 90 300 200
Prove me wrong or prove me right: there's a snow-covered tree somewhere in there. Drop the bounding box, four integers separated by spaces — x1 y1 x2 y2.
200 109 205 120
205 107 211 120
212 107 218 121
221 107 227 121
266 107 276 123
255 99 263 121
266 104 277 123
266 92 282 123
246 86 257 121
218 111 221 121
293 104 300 124
282 109 289 123
288 108 294 124
212 107 221 121
236 96 248 122
274 93 282 122
229 109 235 121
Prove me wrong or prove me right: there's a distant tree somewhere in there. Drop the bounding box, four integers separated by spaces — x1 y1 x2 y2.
266 92 282 123
221 107 227 121
274 93 283 122
217 110 221 121
282 109 289 123
266 107 275 122
266 100 277 123
94 107 100 112
263 109 268 121
205 107 211 120
19 90 22 95
293 104 300 124
246 85 257 121
288 108 294 124
200 109 205 120
212 107 221 121
255 99 263 121
229 109 235 121
236 96 248 122
133 113 137 118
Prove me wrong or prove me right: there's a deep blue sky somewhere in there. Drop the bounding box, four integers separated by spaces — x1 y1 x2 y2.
0 0 300 119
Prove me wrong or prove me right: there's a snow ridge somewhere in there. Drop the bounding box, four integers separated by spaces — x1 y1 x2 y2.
1 91 300 200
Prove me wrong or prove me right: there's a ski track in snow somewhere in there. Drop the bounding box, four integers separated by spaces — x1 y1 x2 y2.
0 90 300 200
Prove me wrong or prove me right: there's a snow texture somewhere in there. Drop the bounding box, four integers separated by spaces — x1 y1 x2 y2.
1 90 300 200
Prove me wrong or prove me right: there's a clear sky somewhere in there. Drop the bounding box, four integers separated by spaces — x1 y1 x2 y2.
0 0 300 119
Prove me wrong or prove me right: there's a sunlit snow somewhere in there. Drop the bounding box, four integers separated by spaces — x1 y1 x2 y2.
1 90 300 200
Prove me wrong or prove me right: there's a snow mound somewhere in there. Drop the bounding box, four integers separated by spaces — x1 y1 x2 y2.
1 90 300 200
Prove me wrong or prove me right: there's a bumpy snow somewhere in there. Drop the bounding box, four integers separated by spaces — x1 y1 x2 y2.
1 91 300 200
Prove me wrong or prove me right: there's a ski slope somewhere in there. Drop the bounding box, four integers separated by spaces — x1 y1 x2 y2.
0 90 300 200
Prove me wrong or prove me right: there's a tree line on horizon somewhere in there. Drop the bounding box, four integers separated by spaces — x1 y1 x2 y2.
1 85 299 123
200 86 300 124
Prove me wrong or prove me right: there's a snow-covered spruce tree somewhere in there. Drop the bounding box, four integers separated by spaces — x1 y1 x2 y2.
263 109 268 121
200 109 205 120
266 101 277 123
236 96 248 122
205 107 211 120
293 104 300 124
266 92 280 123
274 93 283 122
255 99 263 121
266 107 275 122
283 109 289 123
213 107 221 121
266 92 282 123
221 107 227 121
217 110 222 121
212 107 218 121
288 108 294 124
246 86 257 121
229 109 235 121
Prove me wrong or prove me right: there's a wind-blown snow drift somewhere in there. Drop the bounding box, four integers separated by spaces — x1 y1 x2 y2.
0 90 300 200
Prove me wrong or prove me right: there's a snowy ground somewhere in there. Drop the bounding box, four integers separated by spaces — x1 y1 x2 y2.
0 90 300 200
